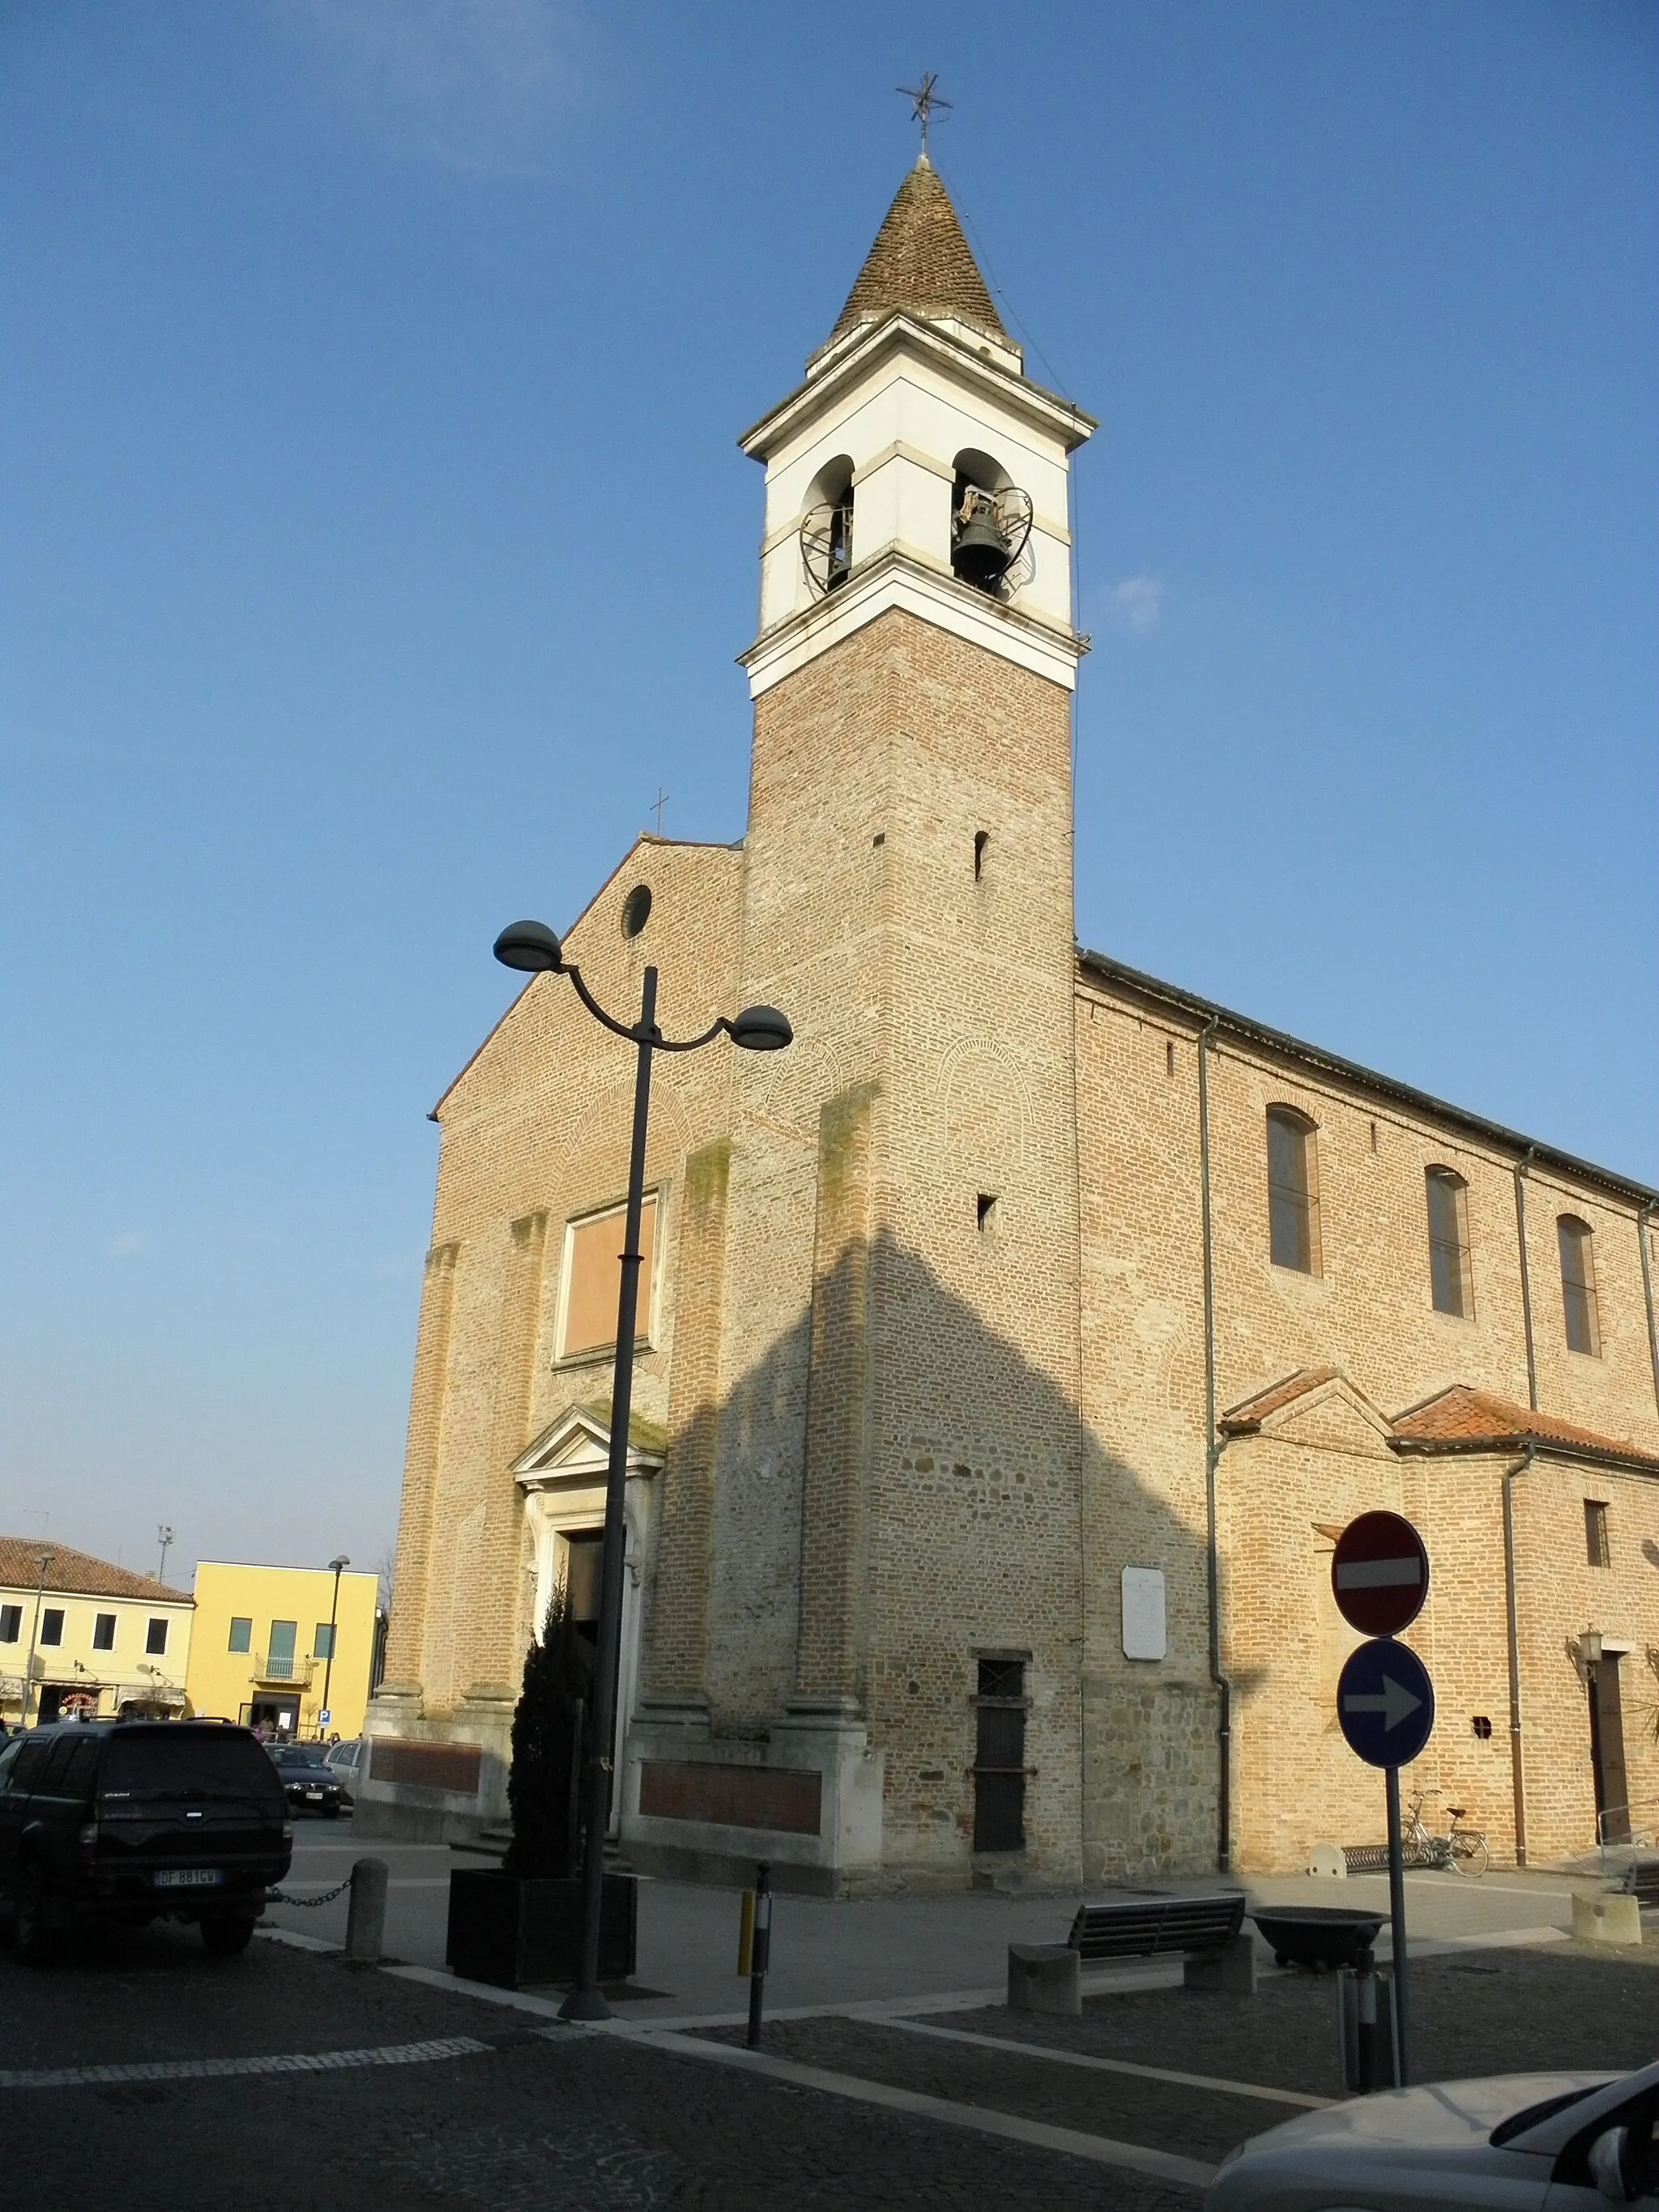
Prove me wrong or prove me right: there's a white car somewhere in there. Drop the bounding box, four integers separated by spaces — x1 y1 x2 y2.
323 1738 367 1788
1205 2056 1658 2208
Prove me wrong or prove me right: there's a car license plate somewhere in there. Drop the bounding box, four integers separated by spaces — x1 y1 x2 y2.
305 1788 324 1800
154 1869 224 1889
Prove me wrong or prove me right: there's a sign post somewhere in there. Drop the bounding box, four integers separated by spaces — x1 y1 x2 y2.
1333 1511 1433 2087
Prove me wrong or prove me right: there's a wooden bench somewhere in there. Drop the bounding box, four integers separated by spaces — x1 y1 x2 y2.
1066 1890 1253 1991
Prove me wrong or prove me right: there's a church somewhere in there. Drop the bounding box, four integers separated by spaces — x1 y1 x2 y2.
360 155 1659 1889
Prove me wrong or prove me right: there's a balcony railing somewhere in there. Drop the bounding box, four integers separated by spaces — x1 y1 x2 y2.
252 1652 314 1689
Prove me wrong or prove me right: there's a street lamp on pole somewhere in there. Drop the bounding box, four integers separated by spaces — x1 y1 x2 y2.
493 917 791 2022
22 1549 55 1728
321 1554 350 1736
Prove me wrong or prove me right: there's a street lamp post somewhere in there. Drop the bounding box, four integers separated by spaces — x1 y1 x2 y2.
21 1549 55 1728
321 1554 349 1734
493 918 791 2023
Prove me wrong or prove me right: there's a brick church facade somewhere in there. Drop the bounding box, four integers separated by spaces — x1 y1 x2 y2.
362 158 1659 1886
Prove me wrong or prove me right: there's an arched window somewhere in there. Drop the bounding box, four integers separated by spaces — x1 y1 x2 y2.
1266 1106 1320 1275
802 456 855 595
1425 1167 1472 1318
1558 1216 1600 1357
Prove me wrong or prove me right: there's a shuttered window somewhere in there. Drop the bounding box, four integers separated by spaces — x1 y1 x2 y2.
1266 1108 1320 1275
1426 1167 1472 1318
561 1196 659 1359
973 1657 1028 1853
1558 1216 1600 1357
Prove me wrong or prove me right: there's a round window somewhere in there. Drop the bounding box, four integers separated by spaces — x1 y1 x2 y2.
621 884 652 938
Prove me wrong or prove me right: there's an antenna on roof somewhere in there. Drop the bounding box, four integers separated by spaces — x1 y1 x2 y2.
157 1524 174 1583
897 72 952 161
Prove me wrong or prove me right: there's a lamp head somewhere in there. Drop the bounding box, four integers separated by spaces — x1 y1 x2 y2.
493 919 565 974
1582 1629 1603 1665
730 1004 793 1053
329 1554 350 1574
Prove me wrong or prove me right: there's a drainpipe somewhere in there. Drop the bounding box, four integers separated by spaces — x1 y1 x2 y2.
1501 1443 1537 1867
1512 1147 1538 1413
1198 1016 1232 1873
1639 1202 1659 1423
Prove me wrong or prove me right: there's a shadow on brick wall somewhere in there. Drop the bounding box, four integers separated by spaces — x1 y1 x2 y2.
637 1226 1230 1888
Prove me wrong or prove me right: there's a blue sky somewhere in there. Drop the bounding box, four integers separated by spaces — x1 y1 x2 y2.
2 2 1653 1584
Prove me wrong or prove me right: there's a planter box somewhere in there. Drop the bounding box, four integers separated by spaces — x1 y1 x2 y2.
446 1869 638 1990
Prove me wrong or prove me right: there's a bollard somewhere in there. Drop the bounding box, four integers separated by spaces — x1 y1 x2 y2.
1354 1946 1380 2092
1339 1949 1399 2092
745 1861 772 2049
345 1856 389 1965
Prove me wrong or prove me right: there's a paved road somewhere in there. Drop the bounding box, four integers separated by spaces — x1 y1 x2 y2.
270 1821 1589 2020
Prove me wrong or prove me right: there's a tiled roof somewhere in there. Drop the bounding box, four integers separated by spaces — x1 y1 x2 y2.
1221 1368 1341 1433
0 1539 192 1605
1218 1375 1659 1471
830 157 1007 344
1390 1387 1659 1468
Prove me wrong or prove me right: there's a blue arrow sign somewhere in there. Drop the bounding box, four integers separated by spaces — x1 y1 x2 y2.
1337 1639 1435 1769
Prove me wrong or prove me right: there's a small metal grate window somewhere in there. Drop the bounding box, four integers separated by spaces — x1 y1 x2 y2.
1584 1500 1610 1570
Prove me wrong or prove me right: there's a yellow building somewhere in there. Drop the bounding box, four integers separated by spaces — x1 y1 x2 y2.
186 1562 379 1739
0 1540 194 1725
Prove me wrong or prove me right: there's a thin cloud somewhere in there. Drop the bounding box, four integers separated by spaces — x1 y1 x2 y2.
106 1232 147 1259
276 0 587 177
1111 575 1166 633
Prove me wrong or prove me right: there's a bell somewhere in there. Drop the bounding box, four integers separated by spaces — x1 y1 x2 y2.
952 493 1010 590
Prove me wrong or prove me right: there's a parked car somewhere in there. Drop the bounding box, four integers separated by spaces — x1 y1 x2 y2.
323 1738 368 1789
0 1720 291 1963
1205 2056 1659 2209
267 1741 348 1817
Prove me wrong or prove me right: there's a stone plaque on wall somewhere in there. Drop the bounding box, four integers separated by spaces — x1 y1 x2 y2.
1121 1566 1166 1662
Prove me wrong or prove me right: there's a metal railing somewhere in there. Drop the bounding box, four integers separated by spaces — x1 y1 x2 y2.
1597 1803 1656 1883
252 1652 314 1688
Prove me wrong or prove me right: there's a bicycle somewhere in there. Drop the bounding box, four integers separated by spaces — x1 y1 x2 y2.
1404 1788 1489 1877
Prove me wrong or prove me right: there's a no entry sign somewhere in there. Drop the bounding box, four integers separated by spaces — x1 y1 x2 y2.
1337 1637 1435 1769
1332 1511 1429 1637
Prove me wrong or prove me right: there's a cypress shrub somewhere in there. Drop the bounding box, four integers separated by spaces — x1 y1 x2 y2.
503 1583 594 1879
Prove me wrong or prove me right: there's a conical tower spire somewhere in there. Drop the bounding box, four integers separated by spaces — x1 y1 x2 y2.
829 156 1008 347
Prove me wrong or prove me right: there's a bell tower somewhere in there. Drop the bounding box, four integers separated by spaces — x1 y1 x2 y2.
740 153 1090 700
634 154 1098 1891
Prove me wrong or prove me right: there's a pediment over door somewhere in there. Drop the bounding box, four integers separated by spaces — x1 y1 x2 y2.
511 1400 667 1494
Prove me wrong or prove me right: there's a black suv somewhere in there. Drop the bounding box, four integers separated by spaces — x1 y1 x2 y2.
0 1720 292 1962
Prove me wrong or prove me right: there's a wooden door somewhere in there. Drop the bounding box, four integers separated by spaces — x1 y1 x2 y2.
1589 1656 1630 1845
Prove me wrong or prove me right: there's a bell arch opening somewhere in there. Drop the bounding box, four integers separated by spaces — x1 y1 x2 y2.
951 448 1021 595
800 454 855 598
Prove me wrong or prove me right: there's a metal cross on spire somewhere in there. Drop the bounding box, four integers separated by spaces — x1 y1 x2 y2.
897 73 952 156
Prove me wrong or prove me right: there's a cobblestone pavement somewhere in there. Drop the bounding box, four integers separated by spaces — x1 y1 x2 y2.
0 1928 1192 2211
1 1916 1653 2210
